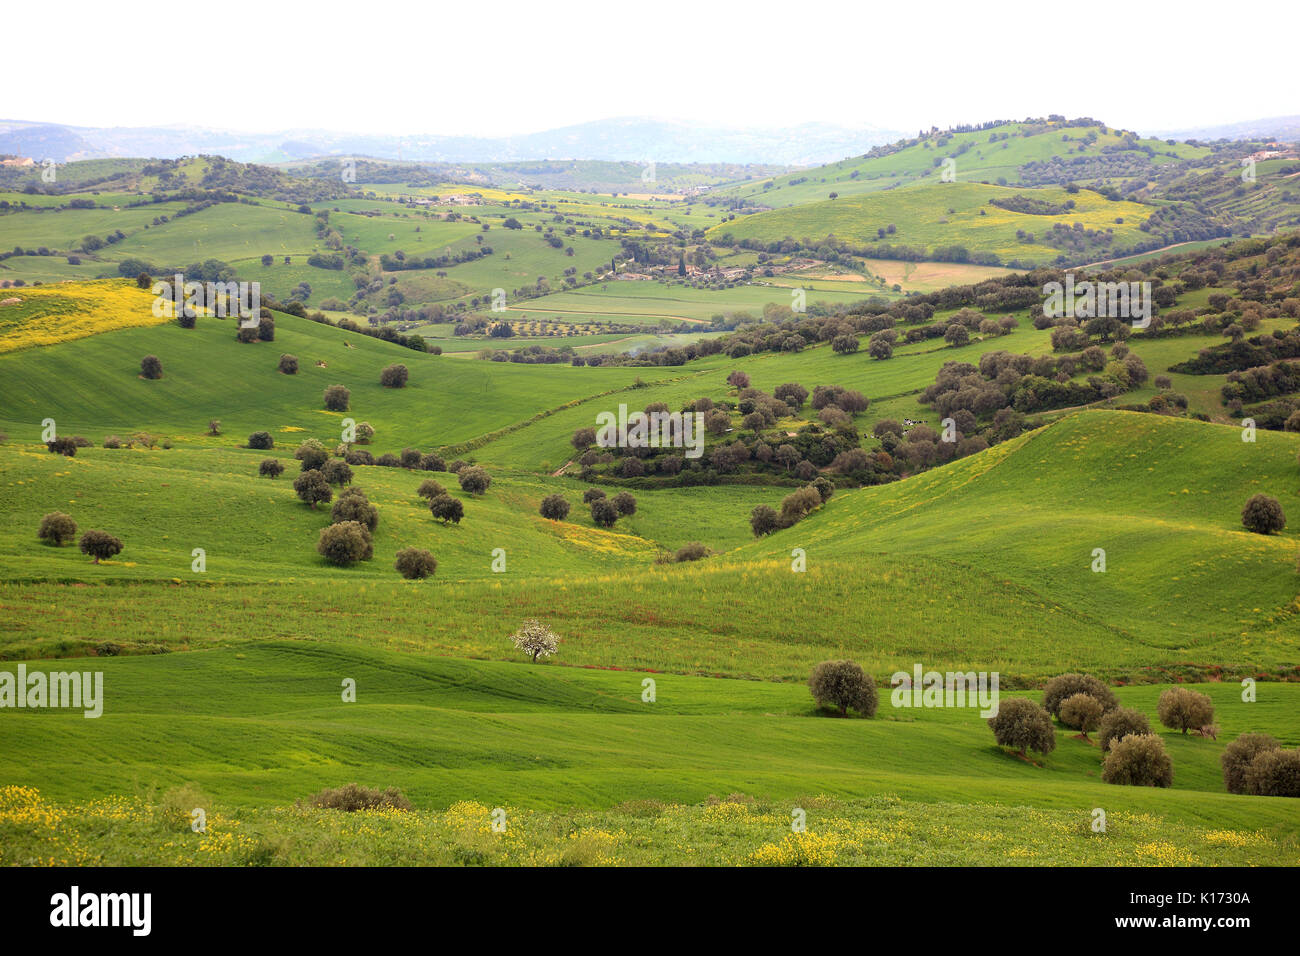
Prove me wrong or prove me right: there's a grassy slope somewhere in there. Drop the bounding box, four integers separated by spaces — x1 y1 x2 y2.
0 644 1295 866
2 286 1298 866
714 124 1207 208
0 307 689 447
709 181 1150 262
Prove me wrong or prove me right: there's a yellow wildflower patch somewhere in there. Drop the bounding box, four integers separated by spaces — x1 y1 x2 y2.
0 280 164 353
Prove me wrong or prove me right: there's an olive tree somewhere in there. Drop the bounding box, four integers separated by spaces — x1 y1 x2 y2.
1102 734 1173 787
38 512 77 546
259 458 285 479
458 466 491 495
1058 693 1104 740
394 547 437 580
293 469 333 509
320 458 353 487
294 439 329 472
1042 673 1118 718
1097 706 1151 752
323 385 351 411
987 698 1055 757
539 494 570 521
590 497 618 527
380 364 409 388
331 488 378 531
1157 687 1214 734
1241 493 1286 534
750 504 780 537
316 520 373 566
430 494 464 524
417 479 447 501
1243 748 1300 797
808 660 878 717
1221 733 1280 794
79 529 123 564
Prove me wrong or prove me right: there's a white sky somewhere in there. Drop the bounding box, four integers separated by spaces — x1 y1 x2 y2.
2 0 1295 138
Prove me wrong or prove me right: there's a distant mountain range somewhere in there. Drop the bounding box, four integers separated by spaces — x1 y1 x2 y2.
1150 115 1300 143
0 117 907 167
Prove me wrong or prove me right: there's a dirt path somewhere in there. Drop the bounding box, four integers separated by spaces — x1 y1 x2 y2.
1081 240 1217 269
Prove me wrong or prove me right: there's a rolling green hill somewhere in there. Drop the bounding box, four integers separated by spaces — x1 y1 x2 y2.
708 181 1151 265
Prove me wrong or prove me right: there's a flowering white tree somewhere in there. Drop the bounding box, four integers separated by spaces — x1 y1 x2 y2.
511 619 559 663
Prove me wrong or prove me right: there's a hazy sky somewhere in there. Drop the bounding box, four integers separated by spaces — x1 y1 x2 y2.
4 0 1294 138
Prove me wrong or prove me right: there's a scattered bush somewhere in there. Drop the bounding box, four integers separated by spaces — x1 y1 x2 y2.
248 431 274 450
259 458 285 479
320 458 353 487
1243 748 1300 797
307 784 411 812
278 354 298 374
1102 733 1173 787
539 494 570 521
1157 687 1215 734
140 355 163 379
331 490 378 531
46 436 77 457
1097 706 1151 752
1241 493 1286 534
294 438 329 472
316 520 373 565
380 364 409 388
1042 673 1118 717
750 504 780 537
458 466 491 495
808 660 878 717
419 453 445 472
293 469 333 509
1222 733 1281 794
79 529 123 564
323 384 351 411
987 698 1055 757
779 486 822 526
1058 693 1104 739
582 487 606 504
394 547 437 580
612 491 637 516
417 479 447 501
674 541 711 562
590 497 618 527
430 494 464 524
37 512 77 546
345 449 374 466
